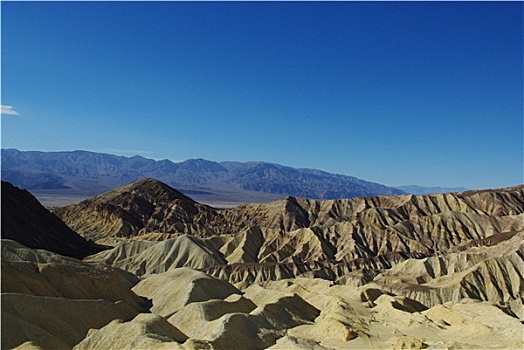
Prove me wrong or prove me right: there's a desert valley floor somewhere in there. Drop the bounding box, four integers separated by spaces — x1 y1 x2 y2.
1 179 523 349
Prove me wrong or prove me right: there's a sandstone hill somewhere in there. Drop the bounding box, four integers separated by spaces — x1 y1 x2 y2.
1 239 148 349
53 178 221 243
3 179 523 349
5 242 522 349
1 181 106 259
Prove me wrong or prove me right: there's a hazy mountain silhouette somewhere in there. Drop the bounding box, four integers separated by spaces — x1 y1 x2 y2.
2 149 405 203
394 185 469 195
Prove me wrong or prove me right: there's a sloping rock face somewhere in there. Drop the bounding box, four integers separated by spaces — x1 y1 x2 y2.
1 240 148 349
81 268 321 350
204 185 524 284
369 230 524 314
73 313 188 350
84 234 226 276
70 268 522 350
132 268 242 318
1 181 106 259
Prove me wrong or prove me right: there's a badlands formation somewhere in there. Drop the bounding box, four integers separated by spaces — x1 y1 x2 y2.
2 179 523 349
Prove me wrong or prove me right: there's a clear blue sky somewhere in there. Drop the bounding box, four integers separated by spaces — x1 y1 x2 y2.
2 1 522 189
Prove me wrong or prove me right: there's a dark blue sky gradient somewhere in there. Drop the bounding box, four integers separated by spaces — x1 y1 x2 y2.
2 2 522 189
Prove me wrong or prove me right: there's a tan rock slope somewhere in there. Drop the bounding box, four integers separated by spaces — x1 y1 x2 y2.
1 240 148 349
4 179 523 349
84 234 226 276
72 267 522 350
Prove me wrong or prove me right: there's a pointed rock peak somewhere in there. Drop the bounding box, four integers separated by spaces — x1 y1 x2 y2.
95 178 198 205
283 196 303 207
130 177 175 189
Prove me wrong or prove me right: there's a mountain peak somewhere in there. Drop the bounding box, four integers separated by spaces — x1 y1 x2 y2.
54 178 218 241
96 177 196 205
131 177 172 187
177 158 228 173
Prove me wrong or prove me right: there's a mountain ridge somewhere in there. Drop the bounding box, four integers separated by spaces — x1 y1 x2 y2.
394 184 470 195
2 148 405 206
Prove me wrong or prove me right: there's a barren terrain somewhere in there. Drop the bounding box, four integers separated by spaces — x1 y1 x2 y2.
2 179 522 349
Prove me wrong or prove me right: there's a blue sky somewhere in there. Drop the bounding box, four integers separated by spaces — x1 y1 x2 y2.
1 1 522 189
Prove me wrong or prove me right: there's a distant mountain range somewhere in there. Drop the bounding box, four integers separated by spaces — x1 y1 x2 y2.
1 148 462 205
393 185 469 195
